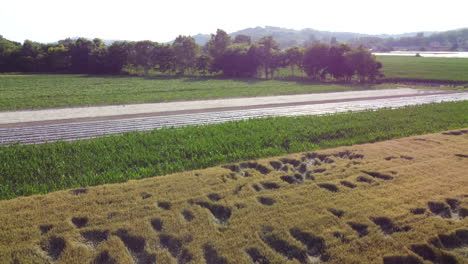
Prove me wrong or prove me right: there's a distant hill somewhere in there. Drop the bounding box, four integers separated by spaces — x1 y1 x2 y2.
191 34 212 46
56 26 467 51
349 28 468 51
189 26 468 51
189 26 438 49
102 39 122 45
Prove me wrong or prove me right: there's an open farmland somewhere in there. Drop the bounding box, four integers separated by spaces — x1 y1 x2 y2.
2 2 468 264
1 101 467 200
0 130 467 264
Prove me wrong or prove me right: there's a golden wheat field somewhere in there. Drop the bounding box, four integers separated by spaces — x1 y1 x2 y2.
0 130 467 264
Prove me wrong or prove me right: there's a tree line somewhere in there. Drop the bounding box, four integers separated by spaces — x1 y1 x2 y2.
0 30 383 82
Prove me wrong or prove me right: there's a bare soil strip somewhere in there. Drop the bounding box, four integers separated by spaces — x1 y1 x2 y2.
1 92 467 145
0 89 454 128
0 88 447 126
1 130 467 263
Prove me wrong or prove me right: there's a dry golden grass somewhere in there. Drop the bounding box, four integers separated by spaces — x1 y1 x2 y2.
0 130 467 264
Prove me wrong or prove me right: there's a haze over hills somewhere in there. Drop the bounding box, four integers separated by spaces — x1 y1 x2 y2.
190 26 438 48
3 26 467 52
189 26 468 51
62 26 438 47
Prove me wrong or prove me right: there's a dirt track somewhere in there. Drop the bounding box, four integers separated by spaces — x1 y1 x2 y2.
0 88 446 125
0 89 467 145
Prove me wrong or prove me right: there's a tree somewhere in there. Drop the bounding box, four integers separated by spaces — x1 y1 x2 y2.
345 47 383 82
206 29 232 73
270 50 288 78
130 40 158 74
89 38 108 74
302 43 330 80
195 55 212 75
206 29 231 59
104 41 130 74
285 46 303 76
69 38 94 73
367 60 383 82
172 35 200 74
0 37 21 72
326 44 352 81
45 44 70 72
214 43 259 77
256 36 279 79
18 40 44 72
152 44 174 73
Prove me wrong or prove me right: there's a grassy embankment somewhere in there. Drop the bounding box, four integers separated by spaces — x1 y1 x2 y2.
1 101 467 200
0 131 467 263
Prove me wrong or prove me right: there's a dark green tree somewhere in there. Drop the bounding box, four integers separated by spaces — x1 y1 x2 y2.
172 35 200 74
69 38 94 73
105 41 131 74
326 44 352 80
18 40 44 72
256 36 279 79
345 47 383 82
89 38 108 74
215 43 259 77
131 40 158 74
195 55 212 75
270 50 288 78
302 43 330 80
0 37 21 72
45 44 70 72
285 46 303 76
152 44 174 73
206 29 232 59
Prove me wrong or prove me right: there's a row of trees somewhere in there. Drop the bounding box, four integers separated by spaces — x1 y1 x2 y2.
0 30 383 82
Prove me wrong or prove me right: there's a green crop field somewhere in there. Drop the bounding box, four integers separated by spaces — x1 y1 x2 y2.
377 56 468 82
1 101 467 200
0 74 387 111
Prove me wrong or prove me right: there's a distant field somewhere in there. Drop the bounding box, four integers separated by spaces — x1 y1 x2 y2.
377 55 468 82
1 56 466 111
275 56 468 83
1 101 467 200
0 74 384 111
1 131 467 263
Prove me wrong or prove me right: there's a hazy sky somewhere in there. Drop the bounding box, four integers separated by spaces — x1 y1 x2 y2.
1 0 467 43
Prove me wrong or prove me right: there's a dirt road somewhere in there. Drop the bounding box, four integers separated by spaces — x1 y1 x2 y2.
0 88 466 144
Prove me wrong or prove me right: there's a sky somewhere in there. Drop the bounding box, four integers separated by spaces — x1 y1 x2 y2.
1 0 467 43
